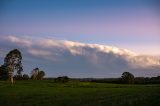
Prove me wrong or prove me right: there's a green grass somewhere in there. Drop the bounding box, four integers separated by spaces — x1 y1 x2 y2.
0 80 160 106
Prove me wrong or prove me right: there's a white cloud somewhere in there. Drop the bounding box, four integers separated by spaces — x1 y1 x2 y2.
28 48 52 57
5 36 32 47
1 35 160 77
10 35 136 57
4 35 159 65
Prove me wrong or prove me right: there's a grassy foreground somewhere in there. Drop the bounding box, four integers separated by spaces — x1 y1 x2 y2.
0 80 160 106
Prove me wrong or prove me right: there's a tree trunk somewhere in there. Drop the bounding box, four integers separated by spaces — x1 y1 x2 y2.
8 71 14 84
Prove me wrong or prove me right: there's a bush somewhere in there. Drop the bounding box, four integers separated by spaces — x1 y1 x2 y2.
14 74 29 80
23 74 29 80
14 75 23 80
0 65 8 80
55 76 69 83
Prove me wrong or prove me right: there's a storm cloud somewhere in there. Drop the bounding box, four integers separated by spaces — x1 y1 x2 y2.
0 35 160 78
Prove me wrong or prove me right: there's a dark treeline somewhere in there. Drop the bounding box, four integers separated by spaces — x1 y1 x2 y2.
72 76 160 84
44 72 160 84
44 76 160 84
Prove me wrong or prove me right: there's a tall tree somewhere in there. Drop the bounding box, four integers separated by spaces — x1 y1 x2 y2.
3 49 23 84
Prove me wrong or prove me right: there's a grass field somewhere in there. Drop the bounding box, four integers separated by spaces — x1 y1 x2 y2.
0 80 160 106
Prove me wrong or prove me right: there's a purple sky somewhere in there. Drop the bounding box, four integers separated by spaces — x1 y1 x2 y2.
0 0 160 55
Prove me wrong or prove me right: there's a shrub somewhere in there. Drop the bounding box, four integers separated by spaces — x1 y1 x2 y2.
55 76 69 83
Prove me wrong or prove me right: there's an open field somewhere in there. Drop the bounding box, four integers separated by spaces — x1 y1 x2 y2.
0 80 160 106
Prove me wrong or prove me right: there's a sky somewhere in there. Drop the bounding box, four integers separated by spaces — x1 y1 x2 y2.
0 0 160 77
0 0 160 55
